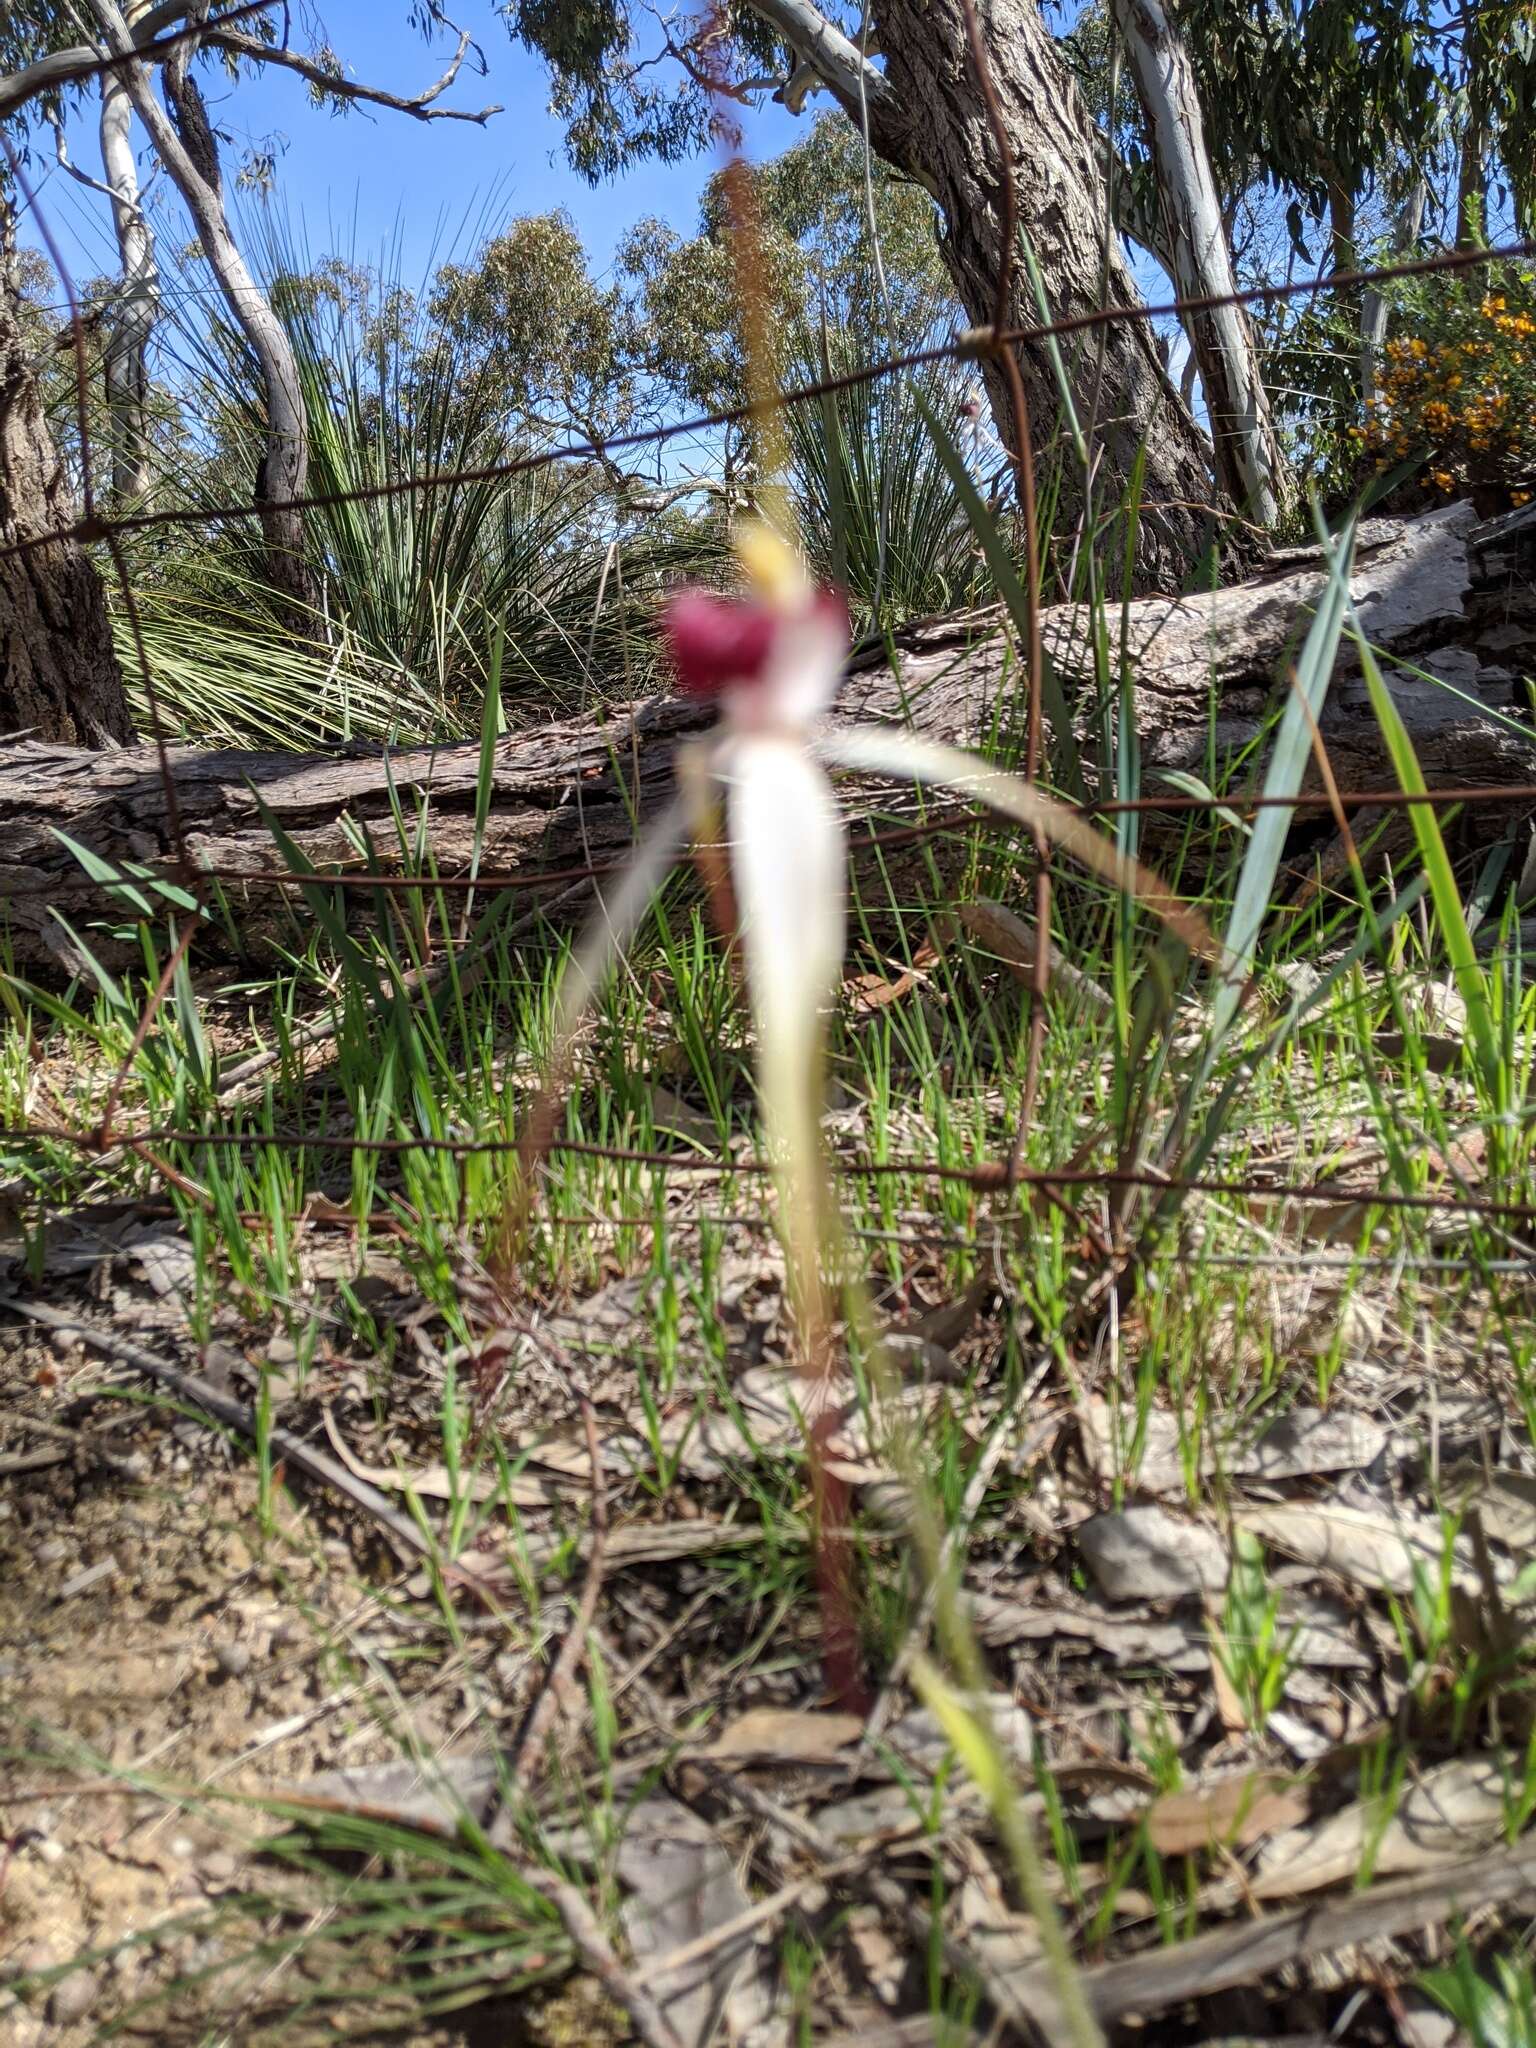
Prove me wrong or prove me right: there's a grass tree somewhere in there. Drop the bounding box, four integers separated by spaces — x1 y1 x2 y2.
0 0 503 622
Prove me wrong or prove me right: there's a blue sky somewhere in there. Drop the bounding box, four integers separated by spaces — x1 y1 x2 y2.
19 1 801 293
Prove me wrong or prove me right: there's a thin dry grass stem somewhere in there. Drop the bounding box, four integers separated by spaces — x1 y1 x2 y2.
690 51 874 1716
718 154 793 540
951 0 1053 1165
1289 666 1368 896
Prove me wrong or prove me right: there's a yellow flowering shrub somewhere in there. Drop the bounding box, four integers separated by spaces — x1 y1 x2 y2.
1355 261 1536 511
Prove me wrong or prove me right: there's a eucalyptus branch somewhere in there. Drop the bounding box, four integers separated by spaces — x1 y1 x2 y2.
206 20 502 125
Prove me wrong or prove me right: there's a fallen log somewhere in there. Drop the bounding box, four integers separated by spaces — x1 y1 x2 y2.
3 501 1533 972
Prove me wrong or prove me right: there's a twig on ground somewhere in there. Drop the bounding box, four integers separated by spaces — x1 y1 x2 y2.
0 1297 452 1573
0 1410 146 1478
1041 1832 1536 2025
529 1872 688 2048
508 1399 609 1783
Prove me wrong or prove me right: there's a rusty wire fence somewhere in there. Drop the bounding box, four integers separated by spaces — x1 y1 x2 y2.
3 37 1536 1244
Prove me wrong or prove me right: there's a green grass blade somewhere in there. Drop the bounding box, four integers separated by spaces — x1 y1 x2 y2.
1350 613 1503 1100
1205 510 1360 1054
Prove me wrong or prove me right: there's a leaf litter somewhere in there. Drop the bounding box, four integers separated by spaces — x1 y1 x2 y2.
8 954 1536 2045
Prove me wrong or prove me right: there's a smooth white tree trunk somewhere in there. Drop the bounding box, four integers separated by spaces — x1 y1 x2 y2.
88 0 315 615
98 63 159 508
1111 0 1285 526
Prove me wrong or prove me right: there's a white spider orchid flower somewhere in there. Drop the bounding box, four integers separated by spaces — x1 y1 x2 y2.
522 519 1220 1305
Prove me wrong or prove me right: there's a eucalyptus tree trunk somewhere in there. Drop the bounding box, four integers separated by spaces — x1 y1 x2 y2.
864 0 1223 581
0 227 134 745
1111 0 1283 527
87 0 316 619
98 64 159 508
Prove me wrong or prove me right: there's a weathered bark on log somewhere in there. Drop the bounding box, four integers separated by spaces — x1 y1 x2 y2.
2 503 1532 972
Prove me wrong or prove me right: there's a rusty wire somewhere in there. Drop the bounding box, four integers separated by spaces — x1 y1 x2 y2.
0 238 1530 567
9 780 1536 909
5 1116 1536 1228
4 100 1536 1245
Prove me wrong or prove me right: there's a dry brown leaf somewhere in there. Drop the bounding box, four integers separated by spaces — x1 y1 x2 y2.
950 898 1112 1013
1249 1754 1515 1900
1366 1030 1465 1074
286 1752 501 1833
645 1084 723 1153
967 1589 1211 1670
1422 1126 1488 1181
1245 1193 1380 1244
1204 1595 1251 1734
1236 1501 1480 1596
703 1706 864 1763
1145 1771 1311 1856
1080 1397 1386 1493
1078 1506 1231 1602
848 967 921 1011
616 1795 755 2048
1446 1462 1536 1552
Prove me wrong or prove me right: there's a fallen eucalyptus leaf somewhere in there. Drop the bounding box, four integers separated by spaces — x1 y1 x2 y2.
1445 1462 1536 1552
703 1707 863 1764
1078 1506 1231 1602
617 1795 754 2048
1236 1502 1481 1596
1145 1772 1311 1856
1250 1754 1516 1900
1079 1398 1386 1493
950 898 1112 1013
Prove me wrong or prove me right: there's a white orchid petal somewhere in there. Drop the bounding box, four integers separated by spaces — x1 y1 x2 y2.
815 725 1223 966
729 601 848 732
725 736 847 1293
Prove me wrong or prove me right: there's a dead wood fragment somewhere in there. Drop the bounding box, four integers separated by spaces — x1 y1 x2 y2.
4 504 1532 972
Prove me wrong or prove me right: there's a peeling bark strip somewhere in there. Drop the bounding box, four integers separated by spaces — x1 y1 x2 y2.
1 506 1532 970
